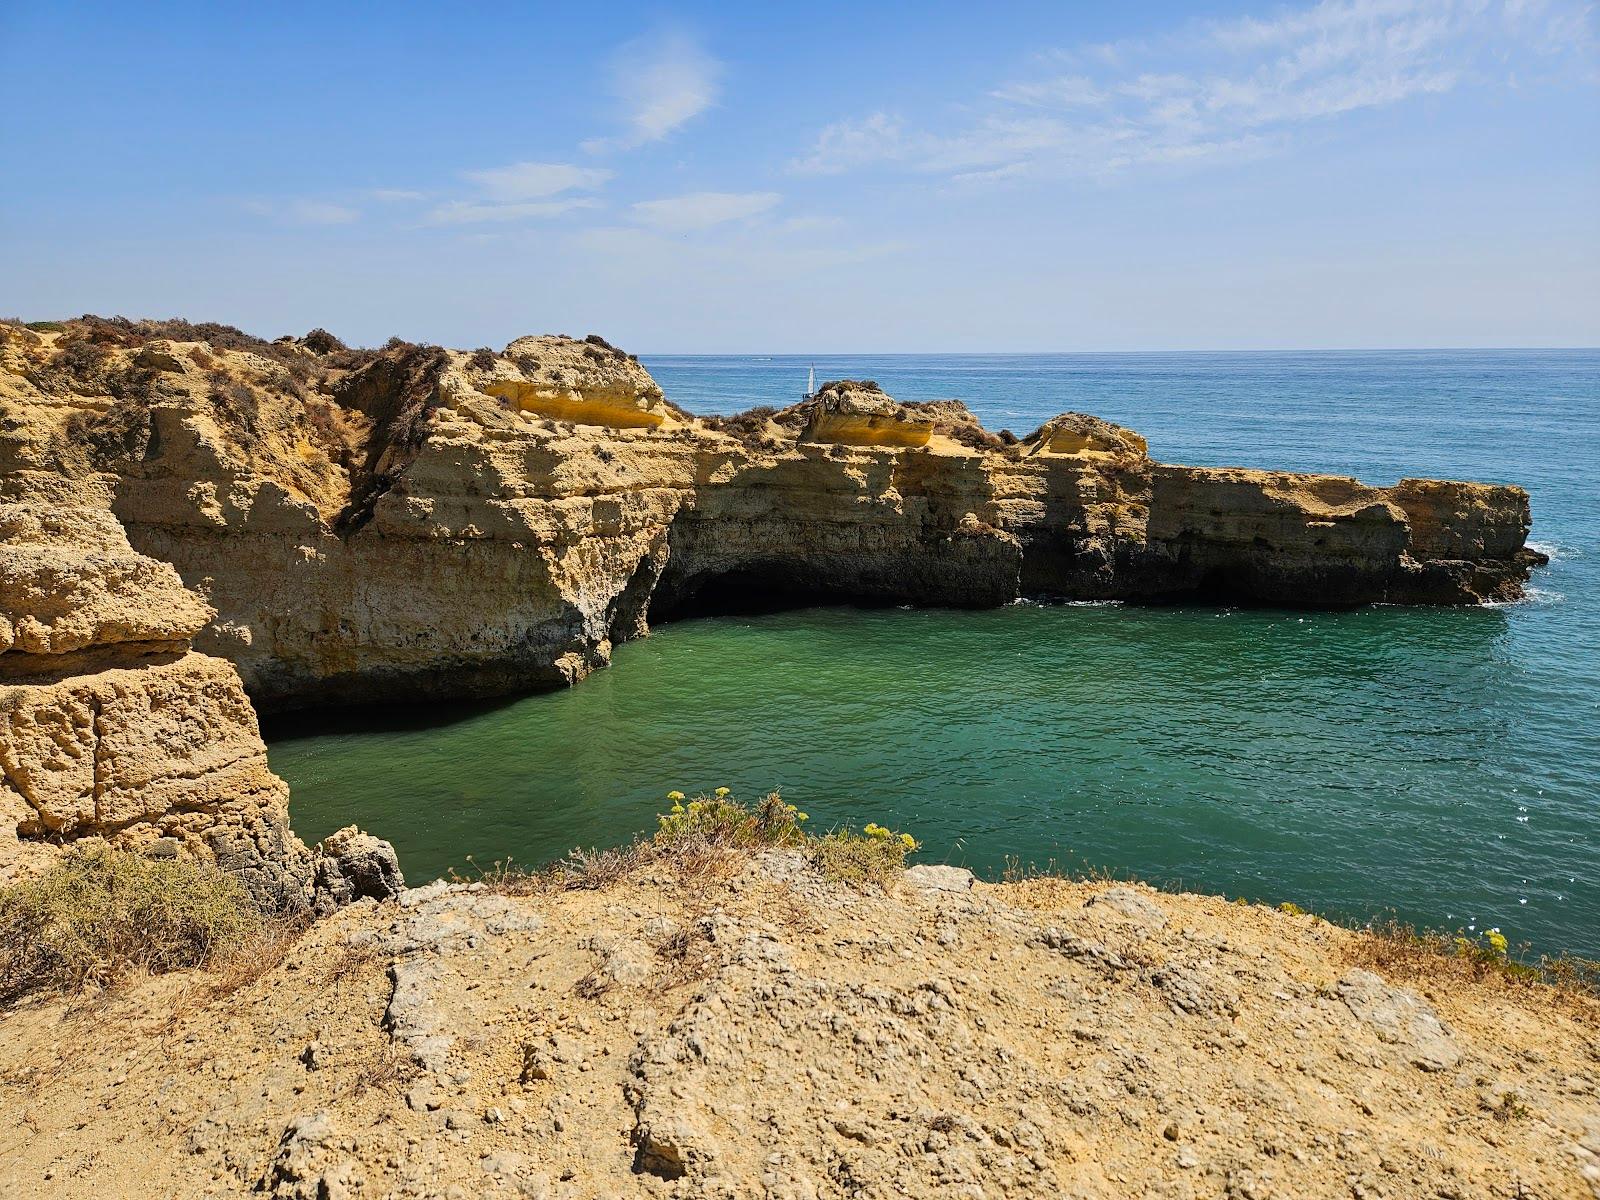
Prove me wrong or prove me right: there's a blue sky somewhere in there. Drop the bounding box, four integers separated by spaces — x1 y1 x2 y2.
2 0 1596 351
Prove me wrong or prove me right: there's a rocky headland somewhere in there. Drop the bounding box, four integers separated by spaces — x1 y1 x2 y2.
0 318 1543 718
1 317 1582 1199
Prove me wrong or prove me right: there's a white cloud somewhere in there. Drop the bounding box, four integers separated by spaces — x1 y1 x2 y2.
461 162 613 201
990 75 1107 107
419 161 612 226
629 191 781 232
775 214 845 235
368 188 426 203
424 198 600 226
790 113 910 175
791 0 1596 182
584 31 721 152
568 223 909 275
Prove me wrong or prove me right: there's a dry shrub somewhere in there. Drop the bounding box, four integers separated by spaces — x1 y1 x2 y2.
347 1042 414 1096
301 395 369 470
0 846 274 1006
648 919 721 993
469 789 920 898
700 406 781 448
931 417 1022 458
582 333 637 362
301 328 348 355
459 843 650 896
328 340 450 532
208 377 262 439
1349 919 1600 1012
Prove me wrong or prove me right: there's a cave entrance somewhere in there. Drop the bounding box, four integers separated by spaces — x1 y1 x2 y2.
646 562 898 624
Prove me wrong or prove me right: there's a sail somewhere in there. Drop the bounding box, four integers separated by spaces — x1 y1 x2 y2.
807 365 815 396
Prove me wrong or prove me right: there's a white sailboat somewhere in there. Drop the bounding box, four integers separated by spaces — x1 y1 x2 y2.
806 364 816 400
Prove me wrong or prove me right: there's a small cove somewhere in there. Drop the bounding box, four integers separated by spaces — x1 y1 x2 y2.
270 349 1600 959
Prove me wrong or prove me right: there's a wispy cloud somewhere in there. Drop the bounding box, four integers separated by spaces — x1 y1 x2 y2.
792 0 1596 181
582 31 721 153
990 75 1107 108
423 161 612 225
424 198 601 226
630 191 781 232
461 162 613 201
569 223 908 275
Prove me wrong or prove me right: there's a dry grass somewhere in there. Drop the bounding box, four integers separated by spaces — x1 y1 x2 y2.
648 922 715 992
464 790 920 898
1347 919 1600 1013
0 846 285 1008
1000 853 1122 886
992 858 1599 1010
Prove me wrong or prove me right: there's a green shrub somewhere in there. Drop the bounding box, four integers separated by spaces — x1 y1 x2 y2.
655 789 917 888
0 845 267 1006
473 789 921 896
654 788 809 850
812 822 918 887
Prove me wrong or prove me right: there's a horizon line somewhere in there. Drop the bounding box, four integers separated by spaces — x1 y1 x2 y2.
635 345 1600 357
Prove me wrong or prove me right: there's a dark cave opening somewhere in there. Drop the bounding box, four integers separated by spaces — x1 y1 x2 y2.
645 563 903 624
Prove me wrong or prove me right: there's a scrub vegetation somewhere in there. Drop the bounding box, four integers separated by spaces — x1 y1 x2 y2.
0 845 282 1007
463 787 919 895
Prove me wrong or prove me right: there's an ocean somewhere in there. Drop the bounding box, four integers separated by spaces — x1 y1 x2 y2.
270 350 1600 958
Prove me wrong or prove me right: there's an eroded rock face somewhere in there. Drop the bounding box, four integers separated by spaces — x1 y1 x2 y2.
0 484 311 907
801 379 936 447
311 825 405 917
0 317 1543 711
481 333 668 429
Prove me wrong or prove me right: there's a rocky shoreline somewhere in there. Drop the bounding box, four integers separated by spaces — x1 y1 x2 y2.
2 319 1543 717
0 314 1553 944
3 318 1587 1198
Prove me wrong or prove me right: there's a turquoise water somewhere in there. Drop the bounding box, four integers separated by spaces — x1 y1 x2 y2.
272 350 1600 958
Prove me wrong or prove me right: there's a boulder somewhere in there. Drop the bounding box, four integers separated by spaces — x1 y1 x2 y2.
312 825 405 915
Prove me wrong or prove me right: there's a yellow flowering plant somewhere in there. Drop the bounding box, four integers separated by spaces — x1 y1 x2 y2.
651 788 920 887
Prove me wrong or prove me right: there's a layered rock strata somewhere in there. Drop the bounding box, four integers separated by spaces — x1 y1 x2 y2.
0 492 309 905
0 318 1542 711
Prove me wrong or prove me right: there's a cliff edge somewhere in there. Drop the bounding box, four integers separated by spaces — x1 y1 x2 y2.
0 486 309 905
0 853 1594 1198
0 318 1544 711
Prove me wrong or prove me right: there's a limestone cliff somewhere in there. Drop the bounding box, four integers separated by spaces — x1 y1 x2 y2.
0 318 1542 710
0 487 309 906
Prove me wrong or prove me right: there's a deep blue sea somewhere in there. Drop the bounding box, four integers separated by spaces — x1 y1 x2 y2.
274 351 1600 959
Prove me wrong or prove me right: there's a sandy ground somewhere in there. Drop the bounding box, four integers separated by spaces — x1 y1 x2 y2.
1 855 1597 1199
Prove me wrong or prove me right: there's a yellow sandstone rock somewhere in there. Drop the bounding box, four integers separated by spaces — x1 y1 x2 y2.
0 487 309 906
0 317 1542 712
480 334 668 428
799 380 934 447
